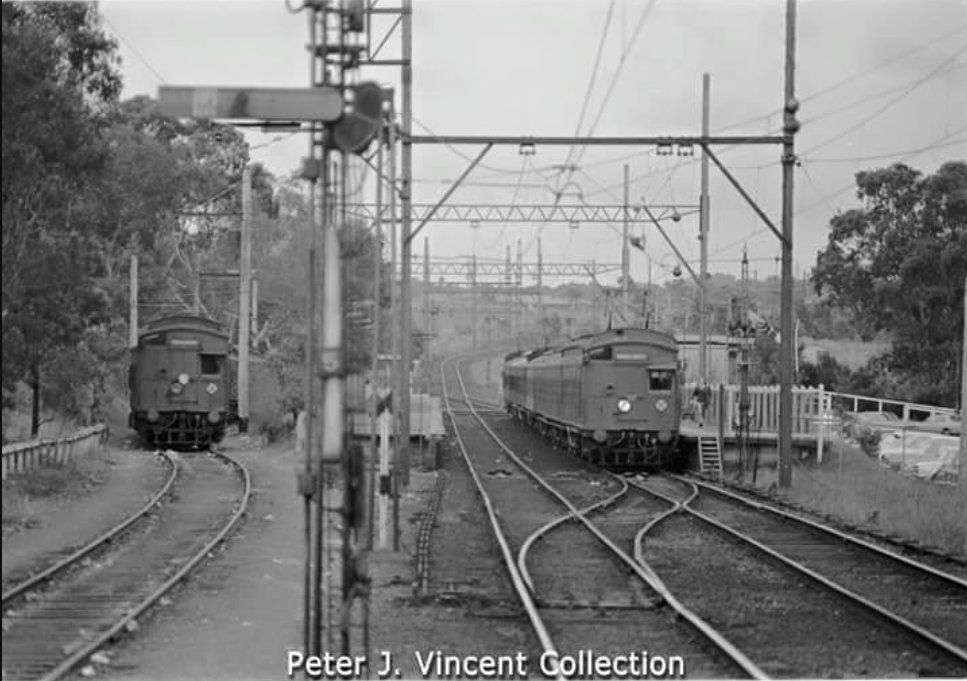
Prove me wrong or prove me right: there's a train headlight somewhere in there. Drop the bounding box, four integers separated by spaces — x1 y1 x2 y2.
147 409 160 423
617 398 632 413
207 411 221 424
169 381 183 395
655 398 668 413
178 373 190 385
206 383 218 394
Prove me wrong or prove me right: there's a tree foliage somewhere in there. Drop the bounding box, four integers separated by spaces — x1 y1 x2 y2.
812 161 967 406
2 3 121 429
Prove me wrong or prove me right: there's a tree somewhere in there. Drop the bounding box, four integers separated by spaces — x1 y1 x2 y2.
2 3 121 434
813 161 967 406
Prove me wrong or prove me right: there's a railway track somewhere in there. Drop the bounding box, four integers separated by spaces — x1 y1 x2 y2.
632 474 967 677
1 448 251 681
441 354 764 679
2 451 179 604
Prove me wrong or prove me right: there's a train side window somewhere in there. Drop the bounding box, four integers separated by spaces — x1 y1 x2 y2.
587 346 612 360
200 354 224 375
649 370 674 391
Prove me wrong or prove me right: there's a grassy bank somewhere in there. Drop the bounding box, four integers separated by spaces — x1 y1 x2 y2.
752 441 966 557
1 449 111 535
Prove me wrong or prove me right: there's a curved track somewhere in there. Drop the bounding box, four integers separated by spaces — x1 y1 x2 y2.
2 451 179 606
442 354 764 679
1 449 251 681
633 474 967 677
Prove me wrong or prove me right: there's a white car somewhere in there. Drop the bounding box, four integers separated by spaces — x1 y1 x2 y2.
907 446 960 482
913 412 962 436
877 432 956 468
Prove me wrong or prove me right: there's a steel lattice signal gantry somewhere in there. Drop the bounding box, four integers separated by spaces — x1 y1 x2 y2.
349 203 698 223
412 260 621 282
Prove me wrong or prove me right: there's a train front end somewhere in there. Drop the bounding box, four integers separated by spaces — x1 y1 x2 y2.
129 315 230 449
580 328 682 469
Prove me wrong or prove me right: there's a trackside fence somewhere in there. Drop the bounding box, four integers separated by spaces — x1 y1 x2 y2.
684 383 835 438
684 384 956 439
1 424 109 480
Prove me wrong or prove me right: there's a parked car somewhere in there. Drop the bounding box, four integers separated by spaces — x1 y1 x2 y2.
912 412 962 436
878 432 956 469
908 446 960 482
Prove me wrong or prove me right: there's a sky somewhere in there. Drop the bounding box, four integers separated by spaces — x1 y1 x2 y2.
99 0 967 288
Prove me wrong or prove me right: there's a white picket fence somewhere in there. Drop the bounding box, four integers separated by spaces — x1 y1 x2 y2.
1 424 108 479
685 383 835 438
684 383 956 438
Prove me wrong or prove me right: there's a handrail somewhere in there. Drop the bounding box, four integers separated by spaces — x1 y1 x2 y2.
1 424 108 479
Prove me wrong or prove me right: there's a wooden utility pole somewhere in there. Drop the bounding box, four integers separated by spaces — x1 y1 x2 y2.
778 0 798 489
516 238 523 348
622 163 631 323
367 135 384 551
423 237 430 367
471 253 478 350
960 276 966 494
398 0 413 488
387 114 401 551
238 165 252 433
537 236 544 340
129 254 139 349
192 250 201 314
699 73 711 386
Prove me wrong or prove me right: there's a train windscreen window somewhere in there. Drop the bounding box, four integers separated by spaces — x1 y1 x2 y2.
200 354 224 375
587 346 612 360
649 370 674 391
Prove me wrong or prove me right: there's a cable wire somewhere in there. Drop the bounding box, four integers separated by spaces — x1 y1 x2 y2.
561 0 617 172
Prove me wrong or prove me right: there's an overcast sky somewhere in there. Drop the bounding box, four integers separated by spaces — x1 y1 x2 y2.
100 0 967 288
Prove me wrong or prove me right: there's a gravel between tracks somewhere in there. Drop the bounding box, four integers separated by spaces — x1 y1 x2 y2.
450 360 749 678
689 487 967 652
641 508 967 678
2 448 169 590
3 451 243 680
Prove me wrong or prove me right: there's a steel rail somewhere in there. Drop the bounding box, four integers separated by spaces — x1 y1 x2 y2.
2 450 179 608
37 449 252 681
439 356 561 668
680 474 967 588
452 358 767 680
631 476 967 666
632 479 697 571
516 477 629 594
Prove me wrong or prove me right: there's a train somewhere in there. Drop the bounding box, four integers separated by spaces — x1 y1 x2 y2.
128 314 231 449
501 327 684 469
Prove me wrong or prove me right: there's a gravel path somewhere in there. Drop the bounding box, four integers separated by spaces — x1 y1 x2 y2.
2 447 168 589
98 437 303 680
642 511 967 677
88 428 542 681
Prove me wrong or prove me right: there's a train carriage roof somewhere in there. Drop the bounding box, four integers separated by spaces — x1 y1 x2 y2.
504 327 678 364
139 314 229 342
570 327 678 353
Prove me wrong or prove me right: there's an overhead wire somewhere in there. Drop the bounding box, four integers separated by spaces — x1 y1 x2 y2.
560 0 617 173
101 15 168 84
555 27 967 198
485 154 533 251
799 42 967 156
521 0 660 260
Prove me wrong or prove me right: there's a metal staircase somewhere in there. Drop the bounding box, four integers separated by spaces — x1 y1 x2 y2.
698 435 723 476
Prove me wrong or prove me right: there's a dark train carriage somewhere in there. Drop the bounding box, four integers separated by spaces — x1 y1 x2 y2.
129 314 230 448
503 327 683 469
